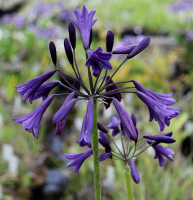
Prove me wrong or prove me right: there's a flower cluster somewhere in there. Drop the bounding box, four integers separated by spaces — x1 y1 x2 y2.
13 5 181 182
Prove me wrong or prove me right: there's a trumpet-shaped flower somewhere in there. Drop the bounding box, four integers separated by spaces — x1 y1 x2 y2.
31 80 59 102
77 98 94 147
132 80 176 106
71 5 97 49
65 149 93 174
15 69 57 104
147 140 175 167
13 95 55 138
86 47 113 74
55 92 76 135
113 98 138 141
136 91 181 131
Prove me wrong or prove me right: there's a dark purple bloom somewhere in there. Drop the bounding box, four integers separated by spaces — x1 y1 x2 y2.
53 96 77 124
89 29 93 47
71 5 97 49
104 76 122 109
72 80 80 92
106 30 114 52
106 116 120 137
97 122 108 133
98 132 112 161
13 95 55 138
64 38 73 66
127 37 150 59
77 98 94 148
55 92 75 135
112 44 137 54
86 47 113 74
65 149 93 174
131 114 136 127
31 80 59 102
113 98 138 141
147 140 175 167
15 69 57 104
143 133 176 144
49 42 57 66
136 91 181 131
68 22 76 49
129 159 140 184
132 80 176 106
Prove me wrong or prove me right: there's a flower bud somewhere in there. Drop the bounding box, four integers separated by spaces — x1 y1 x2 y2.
68 22 76 49
64 38 74 66
49 41 57 66
106 30 114 52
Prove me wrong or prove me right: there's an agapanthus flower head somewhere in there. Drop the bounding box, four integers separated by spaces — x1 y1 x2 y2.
136 91 181 131
133 80 176 106
31 80 59 102
106 116 120 137
15 69 57 104
49 41 57 66
104 76 122 109
65 149 93 174
77 98 94 147
71 5 97 49
129 159 140 184
55 92 76 135
113 98 138 141
106 30 114 52
13 95 55 138
147 140 175 167
127 37 150 59
85 47 113 74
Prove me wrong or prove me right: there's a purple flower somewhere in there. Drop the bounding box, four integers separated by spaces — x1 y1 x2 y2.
77 99 94 147
136 91 181 131
143 132 176 144
106 30 114 52
65 149 93 174
31 81 59 102
53 96 77 124
147 140 175 167
129 159 140 184
127 37 150 59
112 44 137 54
185 31 193 41
104 76 122 109
64 38 73 66
68 22 76 49
106 116 120 137
85 47 113 74
15 69 57 104
55 92 76 135
12 15 25 28
71 5 97 49
113 98 138 141
59 11 72 21
13 95 55 138
49 42 57 66
97 122 108 133
98 132 112 162
132 80 176 106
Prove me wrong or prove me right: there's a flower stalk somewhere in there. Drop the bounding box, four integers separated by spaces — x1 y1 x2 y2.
125 164 133 200
92 100 101 200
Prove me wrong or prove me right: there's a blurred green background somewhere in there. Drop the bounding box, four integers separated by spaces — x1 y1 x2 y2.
0 0 192 199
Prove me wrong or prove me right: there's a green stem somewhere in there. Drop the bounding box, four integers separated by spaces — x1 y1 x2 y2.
92 100 101 200
125 165 133 200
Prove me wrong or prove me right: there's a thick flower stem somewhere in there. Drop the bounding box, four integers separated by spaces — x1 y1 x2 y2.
125 165 133 200
92 100 101 200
